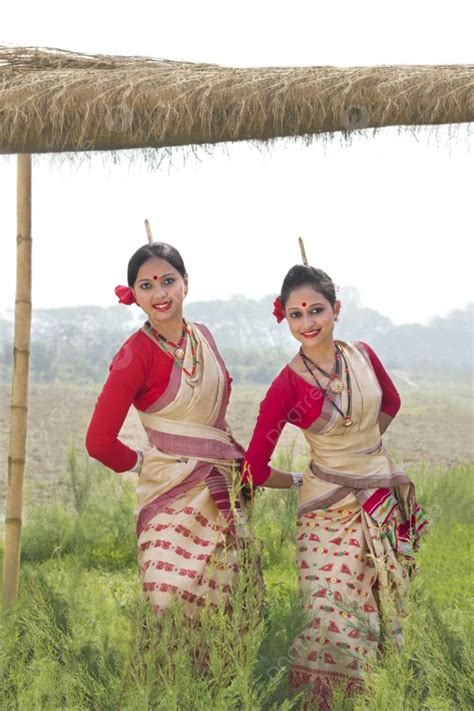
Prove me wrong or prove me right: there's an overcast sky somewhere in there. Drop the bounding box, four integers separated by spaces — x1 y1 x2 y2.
1 1 473 325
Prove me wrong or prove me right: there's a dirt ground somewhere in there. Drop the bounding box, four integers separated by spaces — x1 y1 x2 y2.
0 373 472 524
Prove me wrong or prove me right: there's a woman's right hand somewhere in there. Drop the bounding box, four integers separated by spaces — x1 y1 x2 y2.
263 468 302 489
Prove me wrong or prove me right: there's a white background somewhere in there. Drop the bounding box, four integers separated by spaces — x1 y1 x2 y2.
1 0 473 324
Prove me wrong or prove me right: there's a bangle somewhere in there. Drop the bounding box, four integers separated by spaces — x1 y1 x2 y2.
291 472 303 488
130 450 143 474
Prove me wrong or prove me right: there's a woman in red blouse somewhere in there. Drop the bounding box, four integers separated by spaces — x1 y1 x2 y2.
86 241 260 619
242 264 427 710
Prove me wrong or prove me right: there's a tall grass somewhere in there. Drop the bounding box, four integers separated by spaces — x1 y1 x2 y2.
20 448 137 569
1 450 472 710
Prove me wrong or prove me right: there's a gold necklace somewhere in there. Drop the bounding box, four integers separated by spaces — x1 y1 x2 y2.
145 320 200 386
300 344 353 426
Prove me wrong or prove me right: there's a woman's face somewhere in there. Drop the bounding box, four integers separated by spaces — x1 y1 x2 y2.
284 285 340 349
132 257 187 327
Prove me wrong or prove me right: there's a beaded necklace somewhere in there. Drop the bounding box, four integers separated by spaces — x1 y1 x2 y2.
145 319 200 386
299 343 353 427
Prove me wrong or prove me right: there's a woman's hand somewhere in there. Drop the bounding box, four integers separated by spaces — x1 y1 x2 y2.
263 468 303 489
378 412 394 435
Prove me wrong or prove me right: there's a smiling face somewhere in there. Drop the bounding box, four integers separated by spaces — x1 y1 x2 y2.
132 256 188 329
284 285 340 348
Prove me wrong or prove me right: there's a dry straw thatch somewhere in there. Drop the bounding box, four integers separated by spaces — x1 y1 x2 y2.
1 45 474 155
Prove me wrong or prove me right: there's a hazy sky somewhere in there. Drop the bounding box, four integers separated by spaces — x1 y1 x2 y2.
1 1 473 325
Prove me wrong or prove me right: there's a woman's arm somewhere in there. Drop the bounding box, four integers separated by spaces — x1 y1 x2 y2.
356 342 401 434
378 411 394 435
262 468 299 488
242 374 295 489
85 341 148 472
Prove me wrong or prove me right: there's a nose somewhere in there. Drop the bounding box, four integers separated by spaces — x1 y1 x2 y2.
301 314 318 330
152 283 168 301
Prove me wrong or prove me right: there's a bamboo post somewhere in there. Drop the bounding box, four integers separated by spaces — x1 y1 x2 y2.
3 154 32 611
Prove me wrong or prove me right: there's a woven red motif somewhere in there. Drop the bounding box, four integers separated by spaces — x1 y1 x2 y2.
154 539 172 549
181 590 197 603
319 563 334 571
154 560 174 572
158 582 178 594
320 605 336 613
174 524 192 537
152 523 169 532
177 568 198 579
195 512 209 526
175 545 193 559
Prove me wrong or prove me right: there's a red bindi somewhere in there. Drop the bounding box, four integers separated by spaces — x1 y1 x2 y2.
302 302 307 307
153 275 158 280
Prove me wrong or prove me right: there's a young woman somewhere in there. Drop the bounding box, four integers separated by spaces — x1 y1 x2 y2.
86 241 277 618
242 264 427 709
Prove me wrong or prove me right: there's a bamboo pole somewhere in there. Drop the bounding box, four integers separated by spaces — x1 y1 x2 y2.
298 237 309 266
3 154 32 611
144 219 153 244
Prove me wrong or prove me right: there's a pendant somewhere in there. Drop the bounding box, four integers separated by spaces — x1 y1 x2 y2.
185 374 200 387
343 416 353 427
174 347 185 360
329 376 345 394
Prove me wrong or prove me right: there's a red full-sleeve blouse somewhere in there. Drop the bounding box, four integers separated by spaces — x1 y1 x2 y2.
85 327 232 473
242 342 400 487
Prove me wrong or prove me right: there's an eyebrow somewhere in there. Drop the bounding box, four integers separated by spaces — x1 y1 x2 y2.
136 273 175 283
287 302 325 311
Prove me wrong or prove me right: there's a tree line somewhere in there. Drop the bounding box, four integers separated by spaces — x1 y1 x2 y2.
0 290 472 385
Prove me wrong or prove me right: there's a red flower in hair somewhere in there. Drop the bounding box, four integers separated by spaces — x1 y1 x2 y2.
115 285 136 305
272 295 285 323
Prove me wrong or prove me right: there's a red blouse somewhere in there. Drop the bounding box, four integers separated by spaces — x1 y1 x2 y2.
243 342 401 487
85 327 232 473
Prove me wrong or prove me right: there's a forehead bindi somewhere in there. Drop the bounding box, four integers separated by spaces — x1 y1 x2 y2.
137 271 174 283
286 288 326 311
136 257 177 282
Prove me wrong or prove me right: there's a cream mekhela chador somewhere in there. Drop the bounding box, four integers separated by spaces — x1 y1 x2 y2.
86 240 259 620
135 321 249 616
242 253 427 710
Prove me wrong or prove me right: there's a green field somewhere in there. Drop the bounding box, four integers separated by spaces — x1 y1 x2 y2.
1 448 473 710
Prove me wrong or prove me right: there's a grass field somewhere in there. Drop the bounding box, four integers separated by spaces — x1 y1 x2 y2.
0 375 472 522
0 376 472 708
0 448 473 710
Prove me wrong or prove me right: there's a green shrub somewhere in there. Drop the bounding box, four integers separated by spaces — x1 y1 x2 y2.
1 457 472 709
21 448 136 570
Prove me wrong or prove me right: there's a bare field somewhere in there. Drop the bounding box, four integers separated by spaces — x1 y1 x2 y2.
0 376 472 522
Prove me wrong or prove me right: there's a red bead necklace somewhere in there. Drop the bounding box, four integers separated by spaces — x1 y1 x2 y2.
145 319 200 385
299 344 353 426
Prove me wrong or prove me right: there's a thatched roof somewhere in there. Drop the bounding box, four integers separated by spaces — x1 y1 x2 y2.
1 46 473 155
